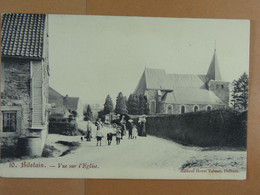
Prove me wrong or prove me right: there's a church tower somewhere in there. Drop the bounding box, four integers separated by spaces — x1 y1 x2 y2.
207 48 230 106
207 48 222 81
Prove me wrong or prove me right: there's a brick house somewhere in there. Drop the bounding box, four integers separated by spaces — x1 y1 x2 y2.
0 14 49 157
134 49 230 114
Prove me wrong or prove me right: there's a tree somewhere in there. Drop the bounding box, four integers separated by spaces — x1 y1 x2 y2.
115 92 127 114
127 94 149 115
103 95 114 114
127 94 134 114
71 110 78 118
138 94 149 115
83 105 88 114
231 72 249 111
144 96 150 115
84 104 93 121
131 95 139 114
139 94 146 114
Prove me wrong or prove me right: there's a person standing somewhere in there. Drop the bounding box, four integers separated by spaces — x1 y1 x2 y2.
128 119 134 139
86 121 92 141
120 115 126 139
116 126 121 145
95 118 103 130
132 125 138 139
138 116 147 137
95 118 103 146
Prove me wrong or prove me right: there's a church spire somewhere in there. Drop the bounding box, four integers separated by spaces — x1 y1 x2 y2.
207 45 222 81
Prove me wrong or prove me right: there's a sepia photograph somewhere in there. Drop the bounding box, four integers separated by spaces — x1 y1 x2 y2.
0 13 249 179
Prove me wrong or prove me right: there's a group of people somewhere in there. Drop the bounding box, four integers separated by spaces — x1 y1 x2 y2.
83 116 138 146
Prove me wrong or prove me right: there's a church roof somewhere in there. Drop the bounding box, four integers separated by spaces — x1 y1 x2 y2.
144 68 172 90
1 13 46 58
163 89 224 105
143 68 208 90
166 74 207 89
135 66 225 105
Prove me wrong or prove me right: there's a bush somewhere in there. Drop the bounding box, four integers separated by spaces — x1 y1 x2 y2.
48 118 83 136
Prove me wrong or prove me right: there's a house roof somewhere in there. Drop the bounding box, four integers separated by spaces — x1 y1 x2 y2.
49 87 63 100
63 97 79 111
1 13 46 58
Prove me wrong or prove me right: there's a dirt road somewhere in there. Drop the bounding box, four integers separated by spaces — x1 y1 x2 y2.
0 122 246 179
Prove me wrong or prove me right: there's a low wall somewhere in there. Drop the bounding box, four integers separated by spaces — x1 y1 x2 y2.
145 110 247 147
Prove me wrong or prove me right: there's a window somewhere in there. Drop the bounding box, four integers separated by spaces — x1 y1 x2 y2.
1 106 21 134
2 112 17 132
221 84 224 89
207 106 212 111
194 105 199 112
1 63 4 92
181 105 185 114
150 100 156 114
167 105 173 114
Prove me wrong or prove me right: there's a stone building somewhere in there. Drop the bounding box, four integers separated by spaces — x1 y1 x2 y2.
134 49 230 115
0 14 49 156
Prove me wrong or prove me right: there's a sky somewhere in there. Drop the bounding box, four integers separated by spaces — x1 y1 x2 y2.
48 15 250 106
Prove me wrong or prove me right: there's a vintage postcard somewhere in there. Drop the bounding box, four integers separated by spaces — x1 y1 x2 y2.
0 14 249 179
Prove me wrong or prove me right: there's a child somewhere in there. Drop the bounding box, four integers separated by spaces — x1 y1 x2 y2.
116 127 121 145
96 129 103 146
107 133 113 145
132 125 138 139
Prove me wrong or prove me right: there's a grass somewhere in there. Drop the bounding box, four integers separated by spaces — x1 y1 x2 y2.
55 141 81 157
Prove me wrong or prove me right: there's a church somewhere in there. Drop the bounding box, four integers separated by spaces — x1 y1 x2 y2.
133 49 230 115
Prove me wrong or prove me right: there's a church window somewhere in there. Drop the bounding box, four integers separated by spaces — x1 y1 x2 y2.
206 105 212 111
181 105 185 114
167 105 173 114
221 84 224 88
194 105 199 112
150 100 156 114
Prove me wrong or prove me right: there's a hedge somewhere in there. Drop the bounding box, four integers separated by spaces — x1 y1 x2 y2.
145 110 247 148
49 118 84 136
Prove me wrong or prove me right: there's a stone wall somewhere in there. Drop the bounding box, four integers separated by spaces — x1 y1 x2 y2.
208 80 230 106
146 88 227 115
1 58 31 135
162 103 226 114
0 136 19 158
145 89 158 114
